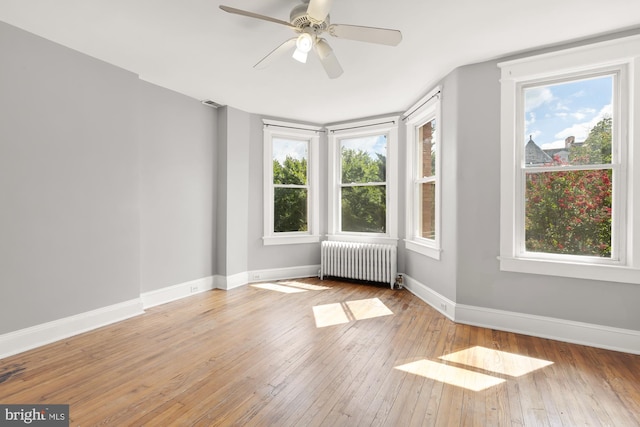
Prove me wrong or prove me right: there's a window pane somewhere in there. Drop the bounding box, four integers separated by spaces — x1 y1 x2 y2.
419 182 436 239
419 119 436 178
525 169 612 257
273 138 308 185
341 186 386 233
341 135 386 183
274 187 307 232
524 75 613 167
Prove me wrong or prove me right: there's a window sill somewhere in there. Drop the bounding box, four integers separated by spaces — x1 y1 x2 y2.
499 256 639 284
263 234 321 246
327 234 398 246
405 240 441 260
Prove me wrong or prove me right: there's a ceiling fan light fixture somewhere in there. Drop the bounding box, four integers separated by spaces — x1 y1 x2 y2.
293 32 313 63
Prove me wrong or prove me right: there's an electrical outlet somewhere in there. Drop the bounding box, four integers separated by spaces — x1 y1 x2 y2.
253 273 261 280
440 303 447 311
190 285 198 293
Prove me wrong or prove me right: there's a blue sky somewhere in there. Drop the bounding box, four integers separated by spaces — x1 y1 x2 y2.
524 75 613 149
273 137 308 164
273 134 387 165
341 134 387 159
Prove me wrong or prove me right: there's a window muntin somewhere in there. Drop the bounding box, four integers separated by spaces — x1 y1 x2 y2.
340 134 387 233
519 74 616 260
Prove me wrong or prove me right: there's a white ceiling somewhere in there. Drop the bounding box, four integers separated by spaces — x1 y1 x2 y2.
2 0 640 124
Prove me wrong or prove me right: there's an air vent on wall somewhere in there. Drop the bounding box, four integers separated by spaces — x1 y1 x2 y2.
201 100 224 108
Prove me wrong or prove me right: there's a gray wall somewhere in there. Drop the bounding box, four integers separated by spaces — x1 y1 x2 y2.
0 21 218 334
0 22 140 333
402 70 460 302
138 81 217 293
216 106 250 277
246 114 322 272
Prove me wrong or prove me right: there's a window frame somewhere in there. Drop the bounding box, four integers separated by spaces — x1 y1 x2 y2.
263 119 321 245
327 116 399 245
498 35 640 284
404 88 442 259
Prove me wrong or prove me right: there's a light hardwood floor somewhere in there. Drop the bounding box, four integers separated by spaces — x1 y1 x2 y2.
1 278 639 426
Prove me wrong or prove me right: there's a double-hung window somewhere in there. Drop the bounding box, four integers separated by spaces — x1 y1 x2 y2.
499 36 640 283
327 117 398 244
263 119 320 245
404 88 442 259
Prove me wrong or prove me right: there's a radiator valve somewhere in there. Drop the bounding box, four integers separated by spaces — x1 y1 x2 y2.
395 274 403 289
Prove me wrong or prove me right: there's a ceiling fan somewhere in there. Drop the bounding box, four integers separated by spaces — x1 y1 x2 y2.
219 0 402 79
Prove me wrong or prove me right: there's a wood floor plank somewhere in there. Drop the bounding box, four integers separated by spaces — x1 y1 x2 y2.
1 278 639 426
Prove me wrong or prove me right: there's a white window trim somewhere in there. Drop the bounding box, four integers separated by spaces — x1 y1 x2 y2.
327 116 399 245
263 119 321 245
498 35 640 284
404 87 442 260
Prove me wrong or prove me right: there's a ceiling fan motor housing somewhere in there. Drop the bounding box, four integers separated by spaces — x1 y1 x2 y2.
290 3 329 31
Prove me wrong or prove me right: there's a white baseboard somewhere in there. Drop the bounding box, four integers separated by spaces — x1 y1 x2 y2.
0 298 144 360
141 276 216 308
402 274 640 355
403 275 456 320
249 265 320 283
455 304 640 355
215 272 249 290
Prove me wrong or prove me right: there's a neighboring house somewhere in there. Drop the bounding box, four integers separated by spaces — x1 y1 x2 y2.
524 135 582 165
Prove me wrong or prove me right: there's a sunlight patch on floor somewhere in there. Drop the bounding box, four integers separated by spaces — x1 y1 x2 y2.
279 280 331 291
395 359 506 392
345 298 394 321
251 283 308 294
396 345 554 391
313 298 393 328
439 346 554 377
313 303 351 327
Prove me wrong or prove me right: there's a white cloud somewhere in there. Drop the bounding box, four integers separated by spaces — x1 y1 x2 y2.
541 140 567 150
342 135 387 157
570 108 596 121
273 138 307 164
525 87 554 110
554 103 611 142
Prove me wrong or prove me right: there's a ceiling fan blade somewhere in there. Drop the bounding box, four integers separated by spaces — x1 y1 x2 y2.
329 24 402 46
219 5 296 29
314 39 343 79
306 0 333 23
254 38 297 69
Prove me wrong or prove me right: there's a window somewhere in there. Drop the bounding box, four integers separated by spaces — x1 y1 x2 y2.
327 117 398 244
499 36 640 283
404 88 442 259
263 119 320 245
